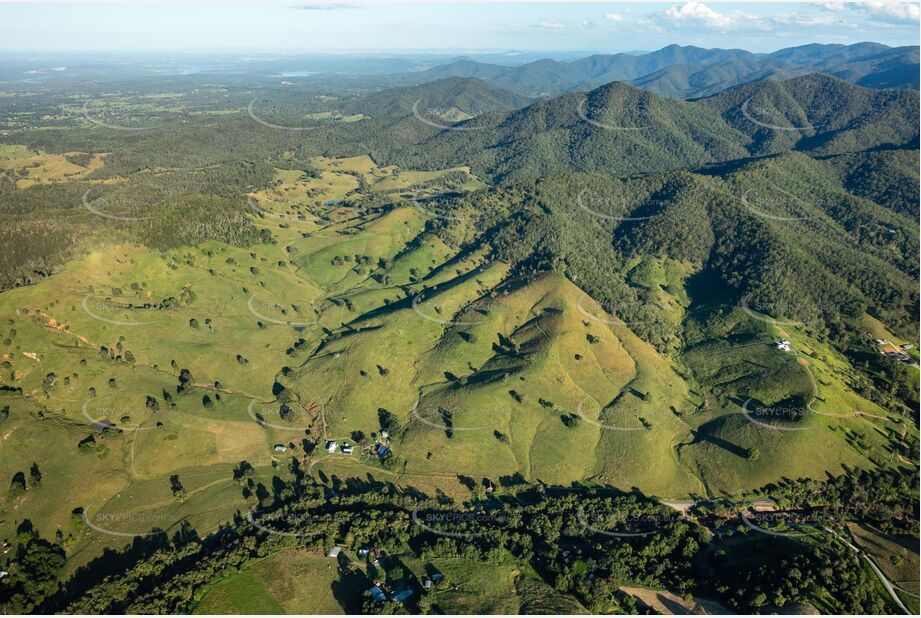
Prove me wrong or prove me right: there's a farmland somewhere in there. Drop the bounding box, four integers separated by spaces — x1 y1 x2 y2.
1 152 914 577
0 46 917 614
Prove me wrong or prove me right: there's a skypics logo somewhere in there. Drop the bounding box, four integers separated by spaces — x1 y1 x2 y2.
411 96 488 132
81 189 157 222
740 399 819 432
576 97 647 132
576 506 680 538
82 509 182 538
246 194 318 222
411 289 503 327
738 509 822 537
740 190 820 222
246 295 331 328
575 293 650 329
575 398 651 433
740 97 819 132
81 179 177 222
81 399 162 433
408 191 469 222
81 294 157 327
247 97 360 132
575 189 665 223
738 296 830 328
411 507 509 539
247 98 320 132
247 399 322 433
410 399 489 433
81 99 158 131
247 509 328 538
685 497 871 539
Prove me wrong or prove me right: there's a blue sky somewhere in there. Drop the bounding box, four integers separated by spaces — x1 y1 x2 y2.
1 2 918 54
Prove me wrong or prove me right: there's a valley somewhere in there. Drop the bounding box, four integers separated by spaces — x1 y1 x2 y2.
0 38 917 615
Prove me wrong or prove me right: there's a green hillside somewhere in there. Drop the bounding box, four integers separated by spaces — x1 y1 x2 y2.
2 151 915 566
0 51 916 616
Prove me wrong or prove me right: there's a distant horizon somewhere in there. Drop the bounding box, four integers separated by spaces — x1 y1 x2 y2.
0 39 914 61
1 2 918 54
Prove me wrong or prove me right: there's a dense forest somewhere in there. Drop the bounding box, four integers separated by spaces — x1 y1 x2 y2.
2 464 915 614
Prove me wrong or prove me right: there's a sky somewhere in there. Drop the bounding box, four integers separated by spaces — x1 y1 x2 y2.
0 1 918 54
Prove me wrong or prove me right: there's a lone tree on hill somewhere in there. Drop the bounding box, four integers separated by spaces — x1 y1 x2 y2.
177 368 194 394
170 475 186 501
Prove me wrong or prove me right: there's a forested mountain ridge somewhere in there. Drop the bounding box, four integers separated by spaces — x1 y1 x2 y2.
342 77 532 119
420 147 918 349
394 42 920 98
369 74 919 181
701 74 921 156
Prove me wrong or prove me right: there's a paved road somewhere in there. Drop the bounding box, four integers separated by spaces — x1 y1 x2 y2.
862 553 910 615
825 526 909 614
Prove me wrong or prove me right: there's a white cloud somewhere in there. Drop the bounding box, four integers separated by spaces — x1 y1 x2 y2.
656 1 876 33
663 2 746 30
291 3 360 10
820 1 920 23
535 18 596 30
535 19 567 30
854 1 921 23
657 2 775 32
604 13 623 23
772 11 851 28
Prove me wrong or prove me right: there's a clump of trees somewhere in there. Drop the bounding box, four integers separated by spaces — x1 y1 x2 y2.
169 475 186 502
177 368 193 394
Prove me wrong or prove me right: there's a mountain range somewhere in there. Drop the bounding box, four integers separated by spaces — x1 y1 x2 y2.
339 73 918 183
386 42 920 99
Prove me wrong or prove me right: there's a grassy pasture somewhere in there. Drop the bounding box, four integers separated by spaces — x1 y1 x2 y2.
193 549 359 614
0 156 495 567
848 523 920 614
0 153 913 577
675 305 912 495
0 144 106 188
397 554 525 614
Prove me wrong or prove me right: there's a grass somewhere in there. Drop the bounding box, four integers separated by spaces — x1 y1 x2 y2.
193 549 360 614
399 555 524 614
193 547 578 615
304 111 367 123
620 585 731 615
674 305 911 496
371 166 482 193
0 144 106 188
295 271 703 496
1 152 914 580
514 575 590 614
0 155 495 570
848 523 920 614
193 570 286 614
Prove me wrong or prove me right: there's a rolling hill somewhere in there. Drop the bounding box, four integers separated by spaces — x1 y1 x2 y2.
0 46 917 615
2 146 915 563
